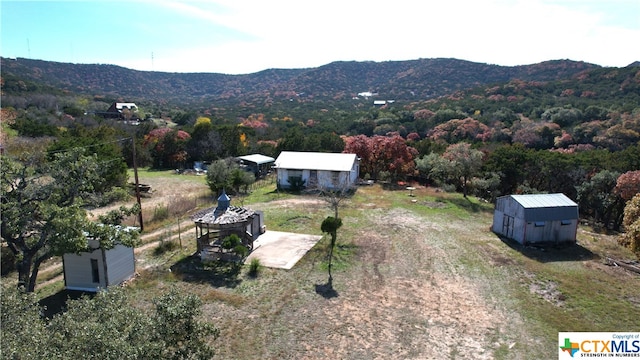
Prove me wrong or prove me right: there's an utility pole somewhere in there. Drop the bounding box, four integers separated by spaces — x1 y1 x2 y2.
132 137 144 231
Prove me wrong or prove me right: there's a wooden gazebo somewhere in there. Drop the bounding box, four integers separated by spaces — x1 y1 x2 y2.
191 191 264 260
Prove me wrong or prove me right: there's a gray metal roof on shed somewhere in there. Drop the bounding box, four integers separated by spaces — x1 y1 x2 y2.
511 193 577 208
238 154 275 165
507 193 578 221
274 151 357 172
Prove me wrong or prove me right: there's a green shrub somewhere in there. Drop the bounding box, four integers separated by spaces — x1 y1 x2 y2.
234 244 248 258
248 258 261 278
153 204 169 222
221 234 241 250
153 240 179 256
287 176 306 191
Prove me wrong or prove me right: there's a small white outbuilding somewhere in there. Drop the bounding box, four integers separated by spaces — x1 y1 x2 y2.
62 239 136 292
492 193 579 245
274 151 360 190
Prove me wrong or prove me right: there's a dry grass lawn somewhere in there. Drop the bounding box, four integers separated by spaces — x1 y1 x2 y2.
34 174 640 359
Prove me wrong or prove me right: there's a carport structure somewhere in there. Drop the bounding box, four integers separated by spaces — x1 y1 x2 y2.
238 154 275 178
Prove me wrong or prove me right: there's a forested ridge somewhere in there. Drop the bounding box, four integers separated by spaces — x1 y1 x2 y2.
2 56 639 248
2 57 640 359
1 57 600 102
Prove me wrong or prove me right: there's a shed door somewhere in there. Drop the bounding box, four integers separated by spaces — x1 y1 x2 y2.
502 215 514 238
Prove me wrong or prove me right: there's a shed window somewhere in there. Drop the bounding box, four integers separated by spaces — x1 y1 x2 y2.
534 221 545 227
91 259 100 283
561 220 572 225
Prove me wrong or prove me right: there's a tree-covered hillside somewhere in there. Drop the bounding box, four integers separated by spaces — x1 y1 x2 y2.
1 57 598 103
2 58 639 239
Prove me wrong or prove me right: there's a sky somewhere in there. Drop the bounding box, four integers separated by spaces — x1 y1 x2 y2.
1 0 639 75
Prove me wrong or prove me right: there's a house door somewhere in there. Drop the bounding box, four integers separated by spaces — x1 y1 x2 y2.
309 170 318 187
502 215 514 238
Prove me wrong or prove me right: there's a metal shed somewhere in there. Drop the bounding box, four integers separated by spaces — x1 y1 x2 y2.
62 240 135 292
492 193 579 245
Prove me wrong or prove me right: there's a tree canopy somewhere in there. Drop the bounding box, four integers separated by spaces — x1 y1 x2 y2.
1 286 218 359
1 150 139 292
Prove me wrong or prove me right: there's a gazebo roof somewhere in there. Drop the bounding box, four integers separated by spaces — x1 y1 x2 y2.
191 205 255 225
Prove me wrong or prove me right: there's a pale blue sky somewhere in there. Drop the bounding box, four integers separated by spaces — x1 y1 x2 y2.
2 0 639 74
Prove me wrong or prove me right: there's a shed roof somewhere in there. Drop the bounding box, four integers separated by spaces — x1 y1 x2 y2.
510 193 577 208
274 151 358 172
504 193 579 221
238 154 275 165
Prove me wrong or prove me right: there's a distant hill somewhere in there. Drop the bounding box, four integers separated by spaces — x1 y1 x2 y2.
0 57 601 104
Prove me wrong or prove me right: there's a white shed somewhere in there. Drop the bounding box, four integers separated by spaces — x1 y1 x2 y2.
492 193 579 245
274 151 360 190
62 239 135 292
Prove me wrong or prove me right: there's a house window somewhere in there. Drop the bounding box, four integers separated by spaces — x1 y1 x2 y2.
534 221 545 227
561 220 572 226
289 170 302 178
91 259 100 283
332 171 340 183
287 170 304 189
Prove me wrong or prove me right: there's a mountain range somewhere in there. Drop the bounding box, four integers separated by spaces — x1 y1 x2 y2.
1 57 609 104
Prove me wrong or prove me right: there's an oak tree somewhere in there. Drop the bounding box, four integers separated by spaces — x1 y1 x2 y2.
441 142 484 198
1 286 218 359
1 150 139 292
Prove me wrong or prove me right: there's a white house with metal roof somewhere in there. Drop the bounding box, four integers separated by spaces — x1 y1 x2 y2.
274 151 360 190
492 193 579 245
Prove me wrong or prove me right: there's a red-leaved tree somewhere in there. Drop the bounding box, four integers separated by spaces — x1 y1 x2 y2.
615 170 640 201
343 134 417 180
144 128 191 169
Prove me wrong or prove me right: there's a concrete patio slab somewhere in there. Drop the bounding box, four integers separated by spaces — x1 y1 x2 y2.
245 230 323 270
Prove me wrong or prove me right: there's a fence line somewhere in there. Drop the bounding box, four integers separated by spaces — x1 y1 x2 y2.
249 173 276 191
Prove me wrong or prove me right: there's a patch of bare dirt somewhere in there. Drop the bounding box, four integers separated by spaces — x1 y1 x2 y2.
268 197 326 208
526 276 566 307
291 207 516 359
